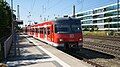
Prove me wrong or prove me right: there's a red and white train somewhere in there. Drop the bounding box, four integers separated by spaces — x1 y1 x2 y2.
23 17 83 50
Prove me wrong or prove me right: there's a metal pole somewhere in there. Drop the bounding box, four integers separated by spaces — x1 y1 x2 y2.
17 5 20 56
117 0 119 31
73 5 75 17
11 0 16 57
17 5 20 20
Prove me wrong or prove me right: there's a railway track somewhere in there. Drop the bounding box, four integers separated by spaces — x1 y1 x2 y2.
84 36 120 42
63 48 120 67
83 36 120 58
84 41 120 58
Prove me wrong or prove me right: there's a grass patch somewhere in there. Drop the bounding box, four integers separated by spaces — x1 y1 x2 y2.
83 31 120 37
83 31 108 37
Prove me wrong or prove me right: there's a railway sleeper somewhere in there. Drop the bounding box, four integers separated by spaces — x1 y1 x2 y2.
84 44 120 58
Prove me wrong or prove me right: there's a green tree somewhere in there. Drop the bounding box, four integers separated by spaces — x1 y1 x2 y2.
0 1 12 38
0 0 13 62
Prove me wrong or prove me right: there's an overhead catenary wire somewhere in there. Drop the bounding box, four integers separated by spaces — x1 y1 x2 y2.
53 0 84 17
42 0 62 15
30 0 36 13
40 0 63 21
47 0 62 10
76 0 84 13
27 0 36 24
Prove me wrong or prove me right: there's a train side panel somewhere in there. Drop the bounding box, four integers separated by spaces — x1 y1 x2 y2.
24 18 83 51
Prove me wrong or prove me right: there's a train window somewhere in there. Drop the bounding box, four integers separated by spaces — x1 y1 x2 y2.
35 28 36 32
31 28 34 32
33 28 35 32
32 28 33 32
40 28 43 34
41 28 43 34
43 28 46 34
55 24 81 33
55 25 70 33
36 28 38 33
37 28 39 33
40 28 41 33
47 28 50 35
55 19 81 33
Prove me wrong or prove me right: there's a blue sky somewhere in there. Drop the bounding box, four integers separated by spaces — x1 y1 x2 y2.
6 0 116 25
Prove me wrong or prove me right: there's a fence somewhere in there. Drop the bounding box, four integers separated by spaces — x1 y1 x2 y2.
0 35 12 62
4 35 12 59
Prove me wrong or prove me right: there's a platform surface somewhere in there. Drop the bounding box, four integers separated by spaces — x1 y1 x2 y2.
6 34 93 67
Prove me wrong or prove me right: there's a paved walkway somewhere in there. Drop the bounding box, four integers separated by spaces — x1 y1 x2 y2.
6 35 61 67
6 34 93 67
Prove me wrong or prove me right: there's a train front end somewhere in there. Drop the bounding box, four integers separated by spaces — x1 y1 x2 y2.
54 18 83 50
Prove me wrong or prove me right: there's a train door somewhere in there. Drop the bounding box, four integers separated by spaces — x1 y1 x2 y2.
44 27 47 40
36 28 38 37
31 28 34 35
47 27 52 41
38 28 40 38
40 28 44 38
51 25 54 42
33 28 35 37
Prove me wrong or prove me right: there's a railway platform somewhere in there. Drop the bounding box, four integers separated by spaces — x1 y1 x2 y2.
6 34 93 67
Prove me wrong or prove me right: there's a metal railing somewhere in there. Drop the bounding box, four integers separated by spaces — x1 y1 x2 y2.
0 35 12 62
4 35 12 59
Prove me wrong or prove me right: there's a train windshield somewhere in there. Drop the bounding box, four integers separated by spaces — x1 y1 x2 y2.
71 25 81 33
55 25 70 33
55 19 81 33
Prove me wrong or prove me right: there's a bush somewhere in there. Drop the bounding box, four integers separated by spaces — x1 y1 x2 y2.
83 27 89 31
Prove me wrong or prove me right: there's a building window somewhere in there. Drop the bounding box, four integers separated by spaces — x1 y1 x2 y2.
105 5 118 11
104 24 118 28
82 16 93 20
93 20 97 23
82 20 92 24
104 17 119 23
93 9 104 14
77 14 83 17
104 11 118 17
93 14 104 19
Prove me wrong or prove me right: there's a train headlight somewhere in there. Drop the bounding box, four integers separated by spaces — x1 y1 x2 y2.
79 38 82 41
59 39 63 41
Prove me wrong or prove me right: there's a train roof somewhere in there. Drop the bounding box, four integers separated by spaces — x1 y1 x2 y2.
54 17 79 21
28 17 81 27
54 17 81 24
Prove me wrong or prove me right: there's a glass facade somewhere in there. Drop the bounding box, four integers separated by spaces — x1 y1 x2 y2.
104 17 120 22
104 11 118 17
75 3 120 30
93 9 104 14
82 20 93 24
82 16 93 20
104 24 118 28
93 14 104 19
105 4 120 11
